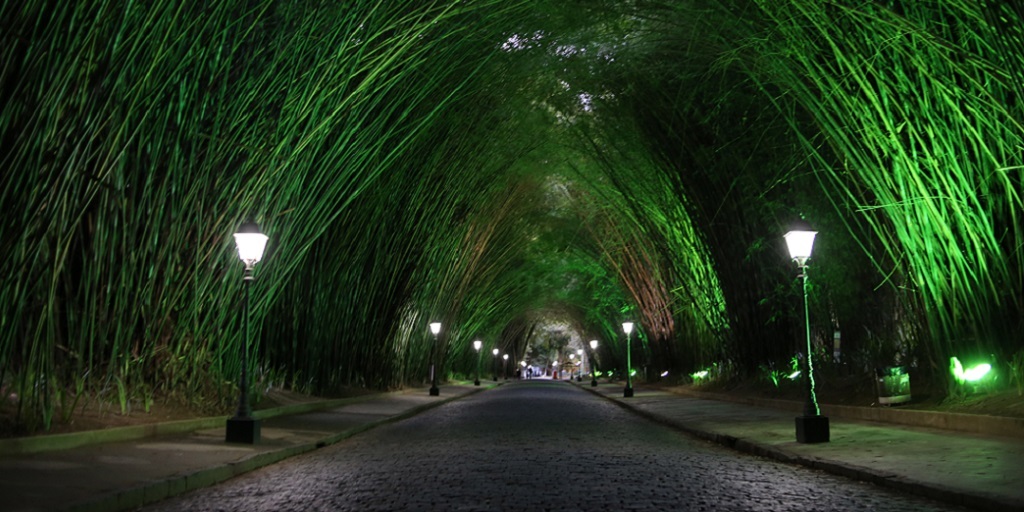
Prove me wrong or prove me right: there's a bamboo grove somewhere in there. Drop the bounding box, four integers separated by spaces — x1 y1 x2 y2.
2 1 1022 433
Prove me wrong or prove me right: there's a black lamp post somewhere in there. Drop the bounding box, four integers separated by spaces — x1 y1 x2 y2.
492 348 499 381
623 322 634 398
589 339 599 387
473 340 482 386
576 349 584 381
429 322 441 396
226 221 268 444
502 353 509 380
785 221 829 443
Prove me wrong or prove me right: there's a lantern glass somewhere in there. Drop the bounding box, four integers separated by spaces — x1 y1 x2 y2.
784 229 817 261
234 222 268 264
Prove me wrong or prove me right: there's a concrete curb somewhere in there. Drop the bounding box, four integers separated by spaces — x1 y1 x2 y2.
579 384 1024 512
63 385 489 512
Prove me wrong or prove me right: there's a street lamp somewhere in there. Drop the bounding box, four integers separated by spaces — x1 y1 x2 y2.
785 221 829 443
576 349 584 381
429 322 441 396
492 348 499 381
226 221 268 444
473 340 482 386
502 353 509 380
623 321 634 398
589 340 599 387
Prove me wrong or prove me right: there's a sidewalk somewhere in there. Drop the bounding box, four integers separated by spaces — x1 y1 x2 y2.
0 383 489 512
580 381 1024 512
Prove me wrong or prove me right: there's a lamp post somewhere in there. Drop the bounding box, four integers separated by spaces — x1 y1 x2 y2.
576 349 584 381
623 322 634 398
473 340 482 386
589 340 599 387
502 353 509 379
785 221 829 443
492 348 499 381
569 353 575 380
429 322 441 396
226 221 268 444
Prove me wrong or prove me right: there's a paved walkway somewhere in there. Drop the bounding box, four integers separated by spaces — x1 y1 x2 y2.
0 379 1021 511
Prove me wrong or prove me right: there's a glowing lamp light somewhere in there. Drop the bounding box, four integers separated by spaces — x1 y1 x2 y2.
622 322 634 334
784 221 817 267
951 357 992 383
473 340 482 351
660 371 669 377
234 222 268 265
788 370 802 380
492 348 499 356
503 354 509 360
429 322 442 335
590 340 598 350
965 364 992 381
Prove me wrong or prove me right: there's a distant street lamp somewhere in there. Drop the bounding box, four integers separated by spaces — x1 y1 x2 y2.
226 221 268 444
785 221 829 443
473 340 483 386
623 322 634 398
492 348 499 381
576 349 584 381
569 353 576 380
429 322 442 396
589 340 599 387
502 353 509 380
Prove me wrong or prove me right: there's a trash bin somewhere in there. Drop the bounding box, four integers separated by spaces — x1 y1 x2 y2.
875 366 911 405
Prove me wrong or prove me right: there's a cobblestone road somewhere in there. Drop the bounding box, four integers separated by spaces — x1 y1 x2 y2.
143 381 969 511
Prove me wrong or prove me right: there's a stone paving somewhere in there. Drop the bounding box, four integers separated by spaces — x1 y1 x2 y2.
142 381 971 512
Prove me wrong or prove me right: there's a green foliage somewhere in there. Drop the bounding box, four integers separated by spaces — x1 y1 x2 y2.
1010 350 1024 397
3 0 1023 433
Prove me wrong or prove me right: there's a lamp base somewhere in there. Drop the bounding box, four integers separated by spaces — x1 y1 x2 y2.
429 386 440 396
795 415 830 443
623 386 634 398
225 416 261 444
474 379 480 386
591 379 598 387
